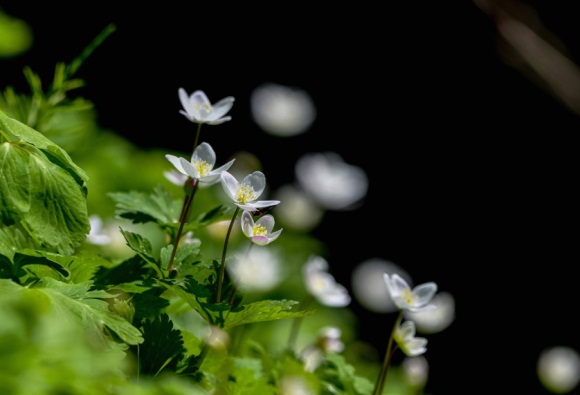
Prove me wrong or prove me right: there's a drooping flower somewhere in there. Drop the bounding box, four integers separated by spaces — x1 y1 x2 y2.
241 210 282 246
165 142 234 186
220 170 280 211
394 320 428 357
383 273 437 313
178 88 235 125
303 255 350 307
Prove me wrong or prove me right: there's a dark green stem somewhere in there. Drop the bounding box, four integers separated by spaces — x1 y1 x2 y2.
167 178 198 273
216 206 240 303
373 311 404 395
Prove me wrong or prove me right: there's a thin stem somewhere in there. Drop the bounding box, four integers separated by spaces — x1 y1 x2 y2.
192 123 202 153
287 295 314 350
167 178 198 273
373 311 404 395
216 206 240 303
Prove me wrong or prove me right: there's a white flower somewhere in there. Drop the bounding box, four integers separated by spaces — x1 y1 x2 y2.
165 142 234 186
538 346 580 393
87 215 111 245
402 356 429 388
295 152 368 210
178 88 234 125
351 259 411 313
301 326 344 373
394 320 428 357
250 83 316 137
383 273 437 313
303 255 350 307
404 292 455 334
241 210 282 246
272 184 323 232
220 170 280 211
227 247 283 292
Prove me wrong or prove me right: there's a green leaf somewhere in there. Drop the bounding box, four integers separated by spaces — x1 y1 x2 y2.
319 353 375 395
0 109 88 186
135 313 185 376
32 277 143 345
120 228 157 264
224 300 315 330
92 255 154 289
109 186 181 226
222 357 276 395
12 250 70 278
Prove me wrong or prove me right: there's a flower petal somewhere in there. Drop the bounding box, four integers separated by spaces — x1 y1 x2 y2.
206 116 232 125
413 282 438 307
250 235 270 246
220 171 239 202
193 142 216 167
242 171 266 198
208 97 235 120
209 159 235 176
255 214 275 232
165 154 186 175
241 211 254 238
266 228 283 243
179 158 200 179
390 273 411 298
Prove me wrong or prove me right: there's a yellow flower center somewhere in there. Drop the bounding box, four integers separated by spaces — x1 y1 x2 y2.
401 289 415 305
236 185 256 204
252 224 268 236
196 103 212 112
194 159 211 177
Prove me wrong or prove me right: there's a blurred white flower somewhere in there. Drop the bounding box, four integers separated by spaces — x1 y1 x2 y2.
295 152 368 210
384 273 437 313
221 171 280 211
178 88 234 125
280 375 315 395
241 210 282 246
166 142 235 186
537 346 580 394
303 255 350 307
394 320 428 357
87 215 112 245
227 247 283 292
301 326 346 372
273 184 323 232
402 356 429 388
404 292 455 334
206 326 231 351
351 259 411 313
250 83 316 137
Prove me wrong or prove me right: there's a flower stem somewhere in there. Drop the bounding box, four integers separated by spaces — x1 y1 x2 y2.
287 295 314 350
373 311 403 395
167 178 198 273
216 206 240 303
193 123 202 153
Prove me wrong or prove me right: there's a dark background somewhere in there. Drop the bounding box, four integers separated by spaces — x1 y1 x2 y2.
2 2 579 394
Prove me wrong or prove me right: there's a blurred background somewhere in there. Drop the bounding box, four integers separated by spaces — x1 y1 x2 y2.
1 1 579 394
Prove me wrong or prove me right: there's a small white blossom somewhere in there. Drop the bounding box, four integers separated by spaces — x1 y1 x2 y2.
250 83 316 137
538 346 580 394
383 273 437 313
178 88 234 125
394 320 428 357
303 255 350 307
295 152 368 210
227 247 283 292
220 170 280 211
87 215 111 245
165 142 234 186
404 291 455 334
241 210 282 246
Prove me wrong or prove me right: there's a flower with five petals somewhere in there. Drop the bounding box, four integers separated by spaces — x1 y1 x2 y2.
165 142 234 186
220 171 280 211
394 320 428 357
383 273 437 313
241 210 283 246
178 88 235 125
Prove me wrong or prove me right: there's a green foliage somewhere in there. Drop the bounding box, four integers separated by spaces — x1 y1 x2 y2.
0 22 428 395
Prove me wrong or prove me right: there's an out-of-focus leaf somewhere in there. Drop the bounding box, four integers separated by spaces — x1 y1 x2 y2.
33 277 143 345
0 10 32 57
109 186 181 226
224 299 314 330
319 353 375 395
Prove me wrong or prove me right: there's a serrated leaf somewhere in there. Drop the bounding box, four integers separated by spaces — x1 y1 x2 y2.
109 186 181 226
136 313 185 376
222 357 276 395
119 228 156 263
32 277 143 345
320 353 375 395
12 250 69 278
224 300 315 330
92 255 153 289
